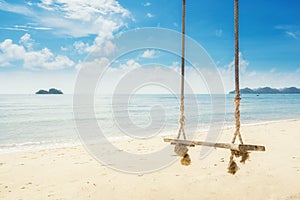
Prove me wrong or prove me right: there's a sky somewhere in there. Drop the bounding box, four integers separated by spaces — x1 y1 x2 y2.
0 0 300 94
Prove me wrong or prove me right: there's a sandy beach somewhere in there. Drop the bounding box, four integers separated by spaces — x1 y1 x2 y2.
0 119 300 200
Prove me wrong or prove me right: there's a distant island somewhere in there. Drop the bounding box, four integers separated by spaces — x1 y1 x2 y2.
35 88 63 94
229 87 300 94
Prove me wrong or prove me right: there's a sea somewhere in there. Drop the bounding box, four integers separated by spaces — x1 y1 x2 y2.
0 94 300 153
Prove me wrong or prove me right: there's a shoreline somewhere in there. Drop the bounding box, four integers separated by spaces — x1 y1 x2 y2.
1 117 299 154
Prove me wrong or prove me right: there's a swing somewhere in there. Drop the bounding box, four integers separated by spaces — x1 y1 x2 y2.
164 0 265 174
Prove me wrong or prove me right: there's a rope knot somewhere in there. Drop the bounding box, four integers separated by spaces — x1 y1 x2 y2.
234 97 241 106
179 115 185 126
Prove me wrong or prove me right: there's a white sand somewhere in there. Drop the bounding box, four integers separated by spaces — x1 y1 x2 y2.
0 119 300 200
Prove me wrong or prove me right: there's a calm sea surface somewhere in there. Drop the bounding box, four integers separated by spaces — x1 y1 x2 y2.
0 94 300 152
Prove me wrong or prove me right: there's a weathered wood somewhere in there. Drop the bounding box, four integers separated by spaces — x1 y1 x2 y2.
238 144 265 152
164 138 265 152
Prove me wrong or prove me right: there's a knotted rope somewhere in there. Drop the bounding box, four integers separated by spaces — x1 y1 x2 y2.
228 0 249 174
231 96 243 144
176 0 187 141
177 101 186 140
174 0 190 166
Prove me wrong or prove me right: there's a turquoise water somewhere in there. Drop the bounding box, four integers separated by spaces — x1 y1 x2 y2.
0 94 299 152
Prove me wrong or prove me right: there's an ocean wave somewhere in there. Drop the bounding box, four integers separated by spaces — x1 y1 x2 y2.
0 140 80 153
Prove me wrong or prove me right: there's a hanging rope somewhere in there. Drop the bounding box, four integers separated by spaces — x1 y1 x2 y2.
177 0 186 140
175 0 190 166
228 0 249 175
231 0 243 145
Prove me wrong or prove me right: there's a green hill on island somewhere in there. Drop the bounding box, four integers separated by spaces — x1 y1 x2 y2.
35 88 63 94
229 87 300 94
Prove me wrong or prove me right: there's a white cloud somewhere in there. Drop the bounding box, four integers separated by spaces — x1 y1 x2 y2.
0 39 26 66
275 25 295 30
0 24 52 32
20 33 31 42
102 40 116 55
36 0 131 37
143 2 151 7
141 49 156 58
146 13 154 18
34 27 52 30
74 58 142 94
0 34 74 70
3 0 132 58
0 0 34 16
286 31 299 39
37 0 55 11
274 25 300 39
0 27 27 32
226 52 249 74
74 39 115 56
37 0 131 20
19 33 34 50
0 0 131 38
75 57 110 71
15 24 52 31
24 48 74 70
218 52 300 93
120 59 141 70
73 41 89 54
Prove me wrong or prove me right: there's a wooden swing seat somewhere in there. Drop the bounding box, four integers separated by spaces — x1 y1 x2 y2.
164 138 265 152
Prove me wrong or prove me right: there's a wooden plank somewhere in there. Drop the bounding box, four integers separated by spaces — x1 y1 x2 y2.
164 138 265 152
238 144 265 152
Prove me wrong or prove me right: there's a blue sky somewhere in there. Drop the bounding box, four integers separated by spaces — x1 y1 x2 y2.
0 0 299 94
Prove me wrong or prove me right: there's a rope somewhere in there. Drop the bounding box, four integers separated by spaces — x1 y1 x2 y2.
177 0 186 140
231 0 243 145
175 0 190 166
228 0 249 175
231 96 243 144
